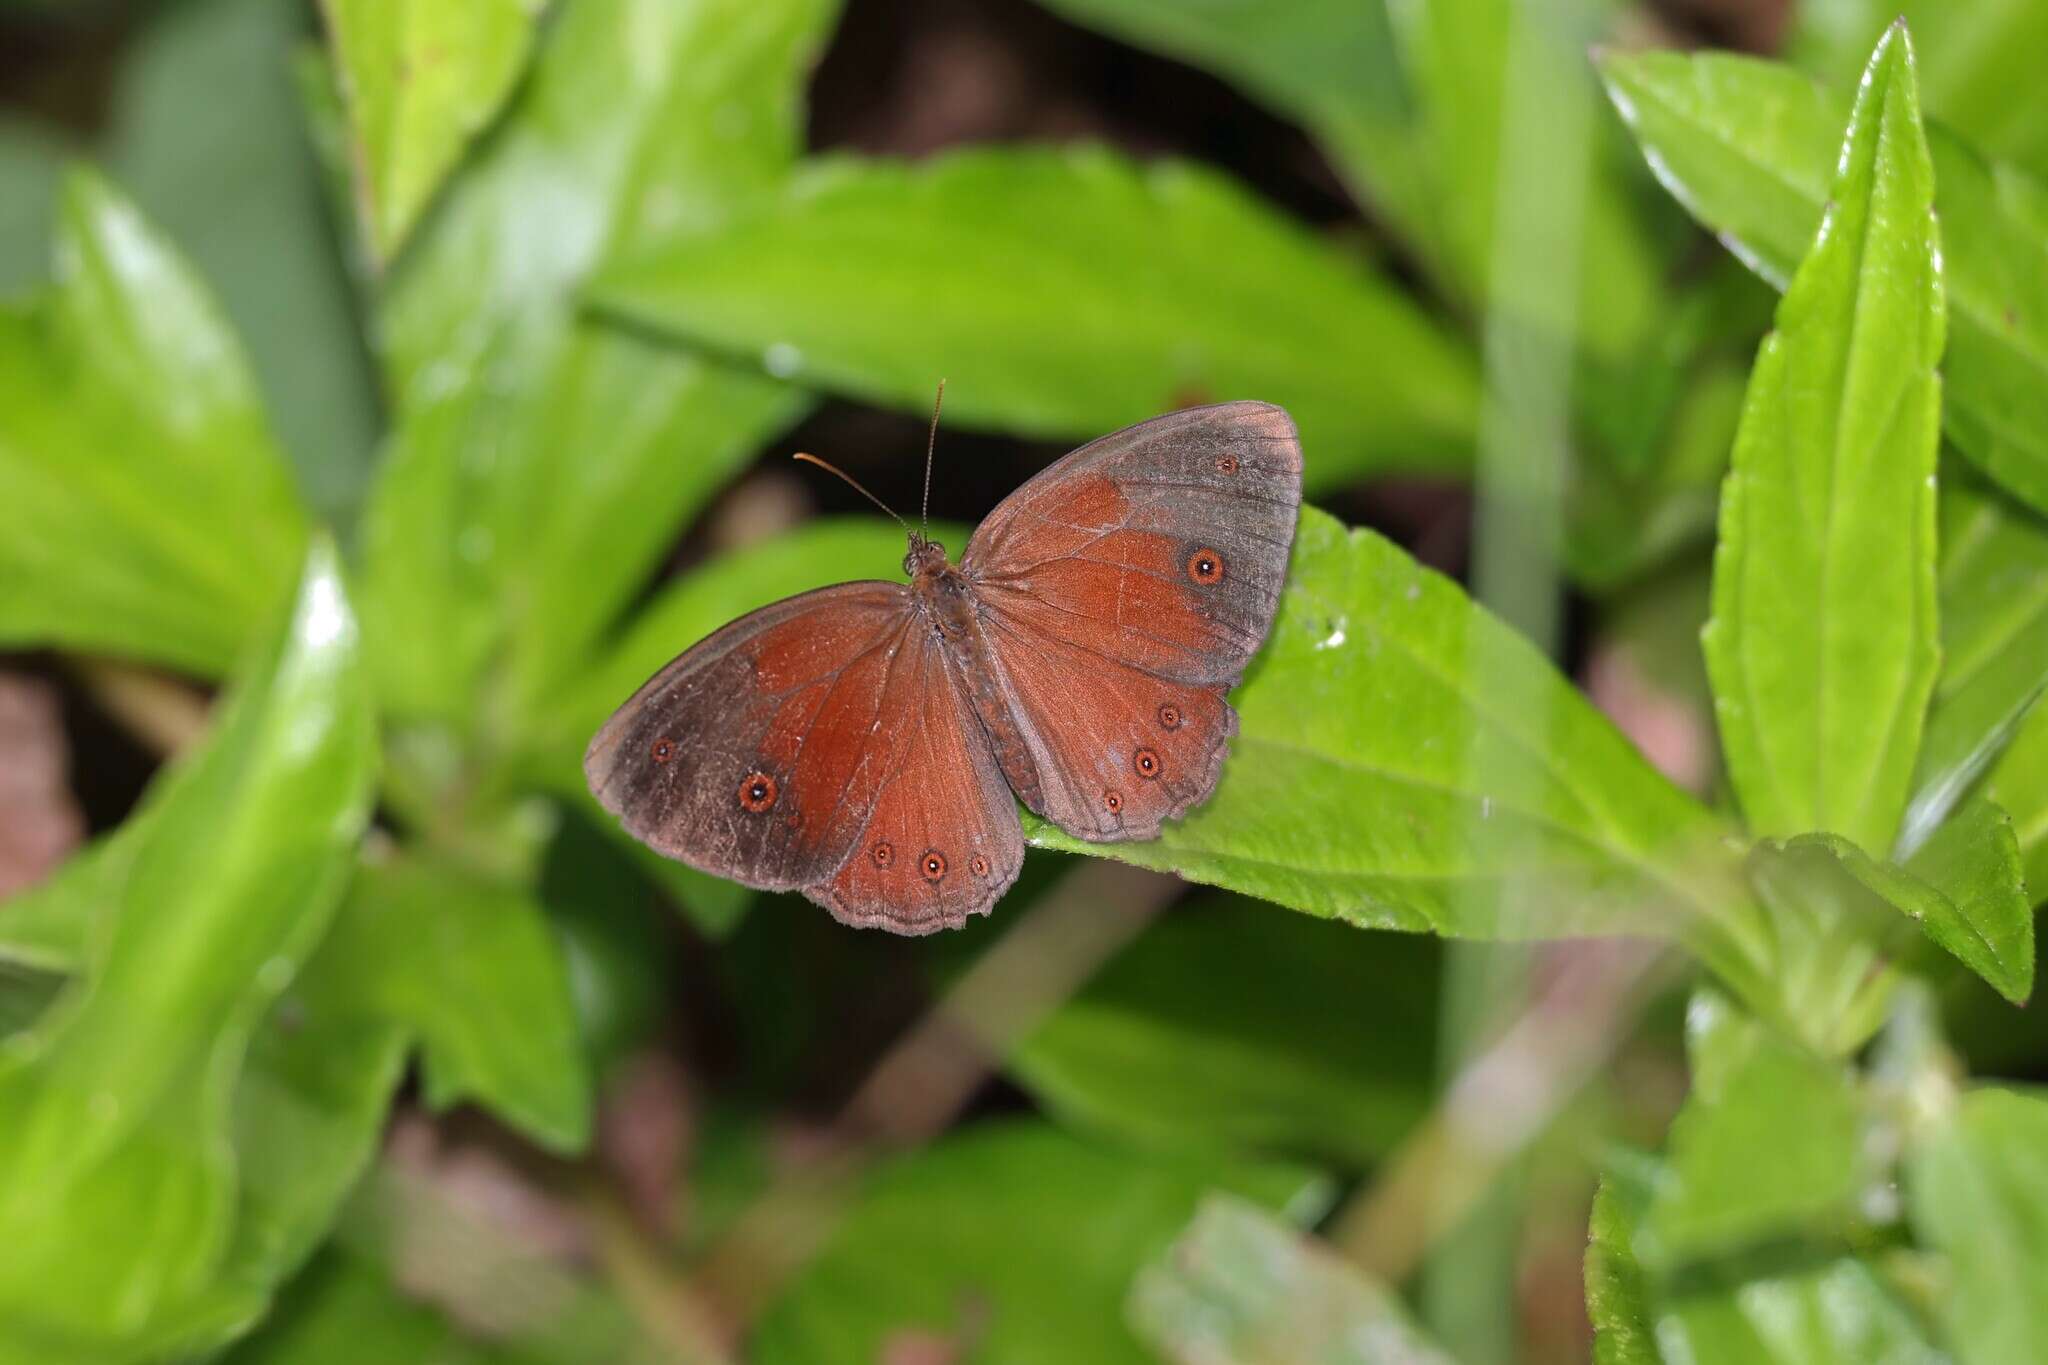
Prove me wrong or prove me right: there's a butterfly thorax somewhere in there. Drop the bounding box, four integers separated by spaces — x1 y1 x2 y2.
906 536 1047 812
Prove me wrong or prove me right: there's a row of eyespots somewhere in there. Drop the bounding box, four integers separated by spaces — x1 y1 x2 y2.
870 841 993 882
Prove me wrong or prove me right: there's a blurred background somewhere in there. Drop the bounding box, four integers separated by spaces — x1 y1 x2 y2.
3 0 2045 1361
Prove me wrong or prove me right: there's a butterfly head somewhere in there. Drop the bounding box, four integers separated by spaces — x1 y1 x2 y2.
904 533 949 579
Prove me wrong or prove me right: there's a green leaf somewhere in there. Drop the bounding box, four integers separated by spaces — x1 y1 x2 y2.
0 120 65 297
309 855 591 1153
1031 0 1442 284
318 0 546 263
1594 1148 1939 1365
222 1252 519 1365
1791 0 2048 185
1987 702 2048 895
1656 1256 1943 1365
1585 1153 1663 1365
1599 44 2048 519
0 828 138 975
589 146 1482 488
1905 470 2048 851
1701 24 1945 855
1899 798 2034 1002
358 0 826 724
1641 992 1864 1263
108 0 382 520
1752 799 2033 1009
1388 0 1670 360
0 539 375 1355
1009 898 1437 1167
1908 1086 2048 1365
751 1120 1325 1365
1130 1195 1455 1365
0 166 309 676
1028 507 1750 958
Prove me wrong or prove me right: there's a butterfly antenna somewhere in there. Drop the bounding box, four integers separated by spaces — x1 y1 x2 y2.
921 378 945 540
791 453 910 535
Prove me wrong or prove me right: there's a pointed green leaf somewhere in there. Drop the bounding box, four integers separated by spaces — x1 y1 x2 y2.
0 166 308 676
1131 1195 1455 1365
0 539 374 1355
1641 992 1864 1263
1899 798 2034 1002
1908 1087 2048 1365
589 146 1481 488
1702 25 1945 854
1792 0 2048 185
752 1121 1324 1364
1029 507 1748 959
308 855 590 1153
1585 1154 1662 1365
318 0 546 262
1903 471 2048 851
1599 44 2048 518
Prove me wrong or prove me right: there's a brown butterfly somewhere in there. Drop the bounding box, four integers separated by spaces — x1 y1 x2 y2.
585 399 1302 934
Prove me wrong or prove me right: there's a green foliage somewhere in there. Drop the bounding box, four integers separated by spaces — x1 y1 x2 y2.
1598 41 2048 518
5 0 2048 1358
750 1121 1325 1364
0 541 375 1358
1009 898 1438 1166
1702 23 1945 855
1130 1196 1455 1364
318 0 545 262
590 147 1482 487
0 168 308 675
1908 1087 2048 1365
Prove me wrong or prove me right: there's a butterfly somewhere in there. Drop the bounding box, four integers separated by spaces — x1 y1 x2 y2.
585 399 1303 934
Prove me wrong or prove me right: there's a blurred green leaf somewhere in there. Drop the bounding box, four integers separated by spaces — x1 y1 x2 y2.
319 0 546 263
0 539 375 1356
309 855 591 1153
1131 1195 1455 1365
590 146 1482 488
1028 509 1755 972
1793 0 2048 184
1009 899 1436 1167
358 0 825 725
1389 0 1669 360
1599 44 2048 519
1640 992 1863 1264
1585 1153 1662 1365
0 827 140 975
0 166 309 676
751 1120 1325 1364
222 1252 519 1365
1908 1086 2048 1365
1588 1151 1939 1365
1032 0 1441 283
1987 702 2048 896
108 0 382 521
0 121 65 298
1744 839 1897 1056
1906 471 2048 851
1701 25 1944 855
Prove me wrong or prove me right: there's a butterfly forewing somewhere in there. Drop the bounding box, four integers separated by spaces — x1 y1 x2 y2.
961 402 1302 841
584 583 922 890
